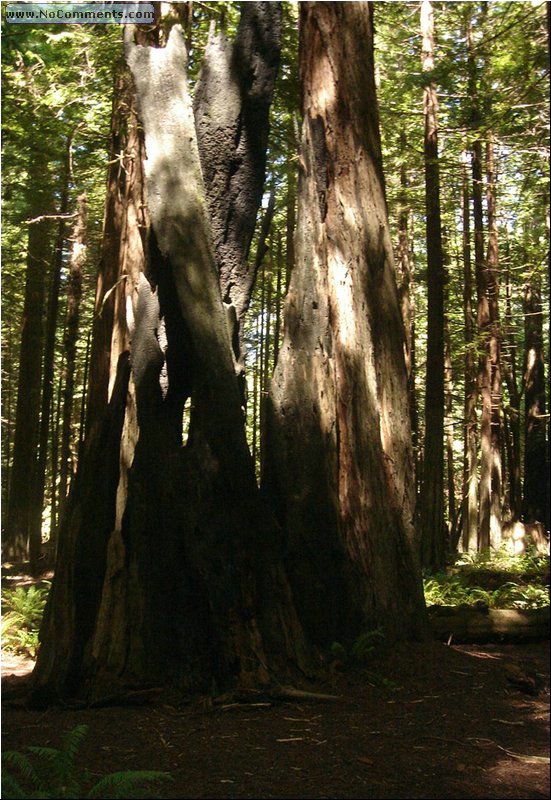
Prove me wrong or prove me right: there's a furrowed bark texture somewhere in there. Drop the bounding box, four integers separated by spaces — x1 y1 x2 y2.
85 66 148 436
265 3 427 647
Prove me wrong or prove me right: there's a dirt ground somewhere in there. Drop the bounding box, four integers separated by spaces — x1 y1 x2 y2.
1 638 549 799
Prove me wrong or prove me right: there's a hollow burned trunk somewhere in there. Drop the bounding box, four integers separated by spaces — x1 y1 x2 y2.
193 3 282 379
34 21 308 705
264 3 427 648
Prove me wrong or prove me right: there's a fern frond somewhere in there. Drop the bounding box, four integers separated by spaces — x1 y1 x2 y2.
86 770 173 799
1 769 28 799
2 750 44 791
58 723 89 784
26 746 60 761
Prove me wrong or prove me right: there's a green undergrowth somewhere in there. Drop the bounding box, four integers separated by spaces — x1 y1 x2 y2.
1 583 51 657
424 549 550 609
1 724 172 799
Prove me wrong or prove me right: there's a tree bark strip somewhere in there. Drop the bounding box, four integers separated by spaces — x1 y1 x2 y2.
485 134 502 547
4 159 53 562
419 0 447 569
59 194 87 513
193 3 282 371
265 2 427 647
461 155 479 552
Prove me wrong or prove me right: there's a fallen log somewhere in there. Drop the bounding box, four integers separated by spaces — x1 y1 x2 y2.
428 605 550 643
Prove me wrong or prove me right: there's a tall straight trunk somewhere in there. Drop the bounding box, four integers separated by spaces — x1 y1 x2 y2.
461 155 479 552
419 0 446 569
273 232 283 365
1 327 14 517
265 2 427 647
502 256 522 518
30 146 71 573
396 128 418 478
59 194 87 512
49 367 63 551
484 135 502 548
258 257 267 443
285 161 296 292
523 273 549 528
473 137 492 551
4 159 53 562
260 254 273 470
466 10 492 552
445 333 457 545
85 66 143 437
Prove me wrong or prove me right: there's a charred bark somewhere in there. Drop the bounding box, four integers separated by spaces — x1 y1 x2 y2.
34 23 308 704
193 2 282 377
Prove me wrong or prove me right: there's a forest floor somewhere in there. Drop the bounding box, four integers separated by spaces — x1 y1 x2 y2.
1 636 549 799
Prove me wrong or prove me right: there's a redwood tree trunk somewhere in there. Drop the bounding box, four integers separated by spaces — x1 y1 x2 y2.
84 66 146 437
34 20 307 704
264 2 427 648
502 258 522 519
396 128 418 477
484 134 502 547
419 0 447 570
3 160 53 562
461 154 479 552
59 194 87 515
466 11 492 552
523 274 549 528
30 142 71 572
193 2 281 384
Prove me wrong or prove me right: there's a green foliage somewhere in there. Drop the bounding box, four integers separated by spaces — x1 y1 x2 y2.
331 627 385 666
424 552 549 609
1 724 172 799
331 629 397 690
350 628 385 663
453 547 549 581
1 583 50 657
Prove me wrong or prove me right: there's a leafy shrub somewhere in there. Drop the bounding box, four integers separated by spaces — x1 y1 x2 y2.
1 724 172 799
424 551 549 610
454 547 549 581
1 583 51 657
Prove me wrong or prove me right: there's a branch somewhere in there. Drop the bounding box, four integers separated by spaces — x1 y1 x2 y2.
26 213 78 225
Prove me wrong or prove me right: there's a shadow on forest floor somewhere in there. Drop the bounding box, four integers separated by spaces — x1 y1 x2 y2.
2 632 549 798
